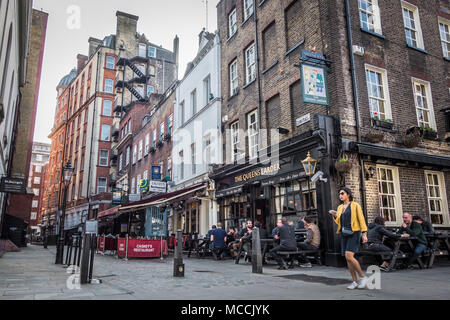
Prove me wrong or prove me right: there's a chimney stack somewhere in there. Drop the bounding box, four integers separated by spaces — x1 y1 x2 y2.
116 11 139 53
88 37 103 58
173 35 179 80
76 54 88 75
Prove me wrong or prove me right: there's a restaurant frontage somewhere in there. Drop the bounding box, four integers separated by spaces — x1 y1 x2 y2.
211 114 345 267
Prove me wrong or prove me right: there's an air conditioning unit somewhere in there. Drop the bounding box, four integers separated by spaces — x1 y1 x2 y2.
353 45 365 56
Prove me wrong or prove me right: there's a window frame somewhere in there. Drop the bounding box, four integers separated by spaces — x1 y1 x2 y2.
424 171 450 226
243 0 254 21
100 124 111 141
103 99 112 117
148 46 156 58
231 121 240 163
203 75 211 106
230 59 238 96
358 0 383 35
97 177 108 194
247 110 259 160
365 64 393 121
411 78 437 130
104 78 114 94
106 56 115 70
191 89 197 116
245 43 256 85
229 8 237 38
401 1 425 50
376 165 403 226
438 17 450 59
99 149 109 167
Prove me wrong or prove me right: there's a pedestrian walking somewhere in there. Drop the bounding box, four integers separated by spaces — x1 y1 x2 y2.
329 187 369 290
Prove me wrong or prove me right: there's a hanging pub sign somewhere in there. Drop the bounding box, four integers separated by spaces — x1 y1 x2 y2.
139 179 149 191
112 192 122 204
300 50 329 106
149 180 167 194
0 177 26 194
151 166 161 180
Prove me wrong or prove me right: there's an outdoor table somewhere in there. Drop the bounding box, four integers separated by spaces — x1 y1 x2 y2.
187 237 211 258
389 235 425 269
235 238 275 265
425 233 450 268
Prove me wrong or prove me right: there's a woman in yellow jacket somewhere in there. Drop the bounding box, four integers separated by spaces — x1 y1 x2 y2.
329 187 368 290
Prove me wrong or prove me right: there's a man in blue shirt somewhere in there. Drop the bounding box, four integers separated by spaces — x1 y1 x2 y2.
211 222 228 260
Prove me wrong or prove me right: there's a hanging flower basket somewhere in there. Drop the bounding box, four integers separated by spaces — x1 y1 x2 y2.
402 127 421 148
365 128 384 143
335 158 352 173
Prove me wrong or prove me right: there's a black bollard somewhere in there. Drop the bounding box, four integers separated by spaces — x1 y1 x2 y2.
252 227 263 274
173 230 185 277
76 235 82 267
65 236 72 266
72 236 78 267
88 235 96 282
80 234 91 284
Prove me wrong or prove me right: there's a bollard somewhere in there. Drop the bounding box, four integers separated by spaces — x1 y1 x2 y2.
80 234 91 284
125 234 129 261
76 235 82 267
88 235 96 283
160 235 164 260
252 227 263 274
173 230 184 277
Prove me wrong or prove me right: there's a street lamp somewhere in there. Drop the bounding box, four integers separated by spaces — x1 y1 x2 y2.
302 152 317 215
55 161 74 264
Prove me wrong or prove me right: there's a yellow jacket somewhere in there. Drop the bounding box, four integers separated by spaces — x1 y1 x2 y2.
334 201 368 234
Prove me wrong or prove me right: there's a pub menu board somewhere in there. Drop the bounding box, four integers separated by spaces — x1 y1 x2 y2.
0 177 26 194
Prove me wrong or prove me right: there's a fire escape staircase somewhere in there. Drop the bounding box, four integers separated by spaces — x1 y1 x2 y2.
116 57 150 103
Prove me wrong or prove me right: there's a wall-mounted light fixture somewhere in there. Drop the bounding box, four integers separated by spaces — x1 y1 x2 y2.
365 166 376 180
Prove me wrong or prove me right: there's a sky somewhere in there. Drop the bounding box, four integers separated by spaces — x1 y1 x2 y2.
32 0 219 144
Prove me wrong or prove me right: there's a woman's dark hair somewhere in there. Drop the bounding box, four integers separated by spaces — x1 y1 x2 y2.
303 216 313 224
374 216 385 226
339 187 354 202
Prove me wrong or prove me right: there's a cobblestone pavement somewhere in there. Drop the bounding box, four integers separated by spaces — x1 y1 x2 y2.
0 245 449 300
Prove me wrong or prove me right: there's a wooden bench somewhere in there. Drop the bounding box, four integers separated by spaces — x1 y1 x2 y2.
276 249 323 268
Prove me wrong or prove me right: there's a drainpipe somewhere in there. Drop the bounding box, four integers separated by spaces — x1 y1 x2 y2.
344 0 367 215
86 50 102 221
253 1 263 152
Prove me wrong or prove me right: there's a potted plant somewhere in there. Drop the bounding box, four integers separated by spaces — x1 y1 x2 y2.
402 126 421 148
372 113 394 130
364 127 384 143
420 126 437 140
335 157 352 173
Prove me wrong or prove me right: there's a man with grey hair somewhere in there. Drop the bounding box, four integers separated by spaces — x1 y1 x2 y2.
399 212 428 269
269 217 297 270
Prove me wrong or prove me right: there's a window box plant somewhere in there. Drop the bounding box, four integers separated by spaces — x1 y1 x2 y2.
335 157 352 173
402 126 421 148
420 126 437 140
372 113 393 130
364 127 384 143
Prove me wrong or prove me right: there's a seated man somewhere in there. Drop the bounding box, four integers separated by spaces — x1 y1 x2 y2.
399 213 428 269
239 220 253 259
297 217 321 268
366 216 400 271
413 216 434 234
269 218 297 270
210 223 228 260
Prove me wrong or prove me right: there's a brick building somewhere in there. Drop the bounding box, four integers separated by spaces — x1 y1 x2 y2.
212 0 450 266
28 142 50 235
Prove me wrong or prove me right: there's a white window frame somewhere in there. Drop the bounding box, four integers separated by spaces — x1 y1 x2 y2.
119 153 123 171
191 89 197 116
99 150 109 167
245 43 256 85
180 101 185 126
152 129 157 148
247 110 259 160
438 17 450 59
159 122 165 141
204 75 211 106
34 177 41 184
138 140 143 161
243 0 254 21
97 178 107 194
33 188 39 196
31 212 37 220
230 59 238 96
104 78 114 93
132 145 137 164
143 170 148 181
32 200 38 208
376 165 403 226
103 100 112 117
358 0 382 35
147 85 155 97
148 46 156 58
231 121 240 162
35 165 42 173
126 146 130 166
365 64 392 121
411 78 436 130
145 134 150 155
401 1 425 50
424 171 449 226
101 124 111 141
139 43 147 57
179 151 184 181
204 134 212 166
137 174 141 194
131 177 136 195
106 56 115 70
191 143 196 175
229 8 237 38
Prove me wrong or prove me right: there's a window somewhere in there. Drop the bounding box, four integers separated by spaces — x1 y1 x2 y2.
106 56 115 69
31 212 37 220
425 171 449 226
34 188 39 196
139 43 146 57
145 134 150 155
152 129 157 148
247 111 259 159
97 178 107 194
34 177 40 184
179 151 184 180
99 150 109 166
365 65 392 121
231 121 240 162
180 101 185 126
35 165 42 173
167 157 172 181
377 166 402 224
159 122 165 141
273 180 317 218
245 44 256 84
147 85 154 97
358 0 382 34
191 89 197 116
191 143 196 175
101 124 111 141
119 153 123 171
138 140 143 160
148 46 156 58
131 177 136 195
439 18 450 59
230 59 238 96
262 22 277 69
412 79 436 130
36 154 43 161
243 0 254 21
168 113 174 136
229 8 237 38
204 134 212 165
32 200 38 208
137 174 141 194
103 100 112 117
143 170 148 181
204 75 211 105
105 79 114 93
126 146 130 165
132 145 137 164
285 0 302 50
401 2 424 50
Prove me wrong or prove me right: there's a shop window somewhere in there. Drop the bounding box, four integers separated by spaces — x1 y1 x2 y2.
218 195 251 232
272 180 316 219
